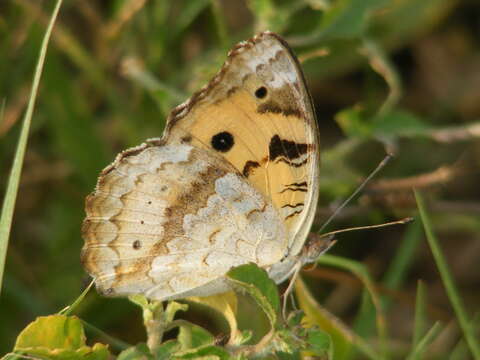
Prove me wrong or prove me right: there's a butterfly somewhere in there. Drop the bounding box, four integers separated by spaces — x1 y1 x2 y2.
81 31 326 301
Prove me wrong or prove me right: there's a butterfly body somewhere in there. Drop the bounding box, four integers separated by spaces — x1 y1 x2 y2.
81 32 320 300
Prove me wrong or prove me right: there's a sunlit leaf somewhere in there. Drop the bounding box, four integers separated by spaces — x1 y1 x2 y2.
227 263 280 328
154 340 181 360
317 0 390 40
178 323 215 349
117 343 152 360
248 0 290 32
305 328 333 358
173 345 231 360
371 110 431 138
295 279 353 359
14 315 110 360
188 292 241 344
335 106 374 138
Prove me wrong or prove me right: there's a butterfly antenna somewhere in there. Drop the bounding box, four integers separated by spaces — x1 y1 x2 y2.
320 217 413 239
319 153 393 234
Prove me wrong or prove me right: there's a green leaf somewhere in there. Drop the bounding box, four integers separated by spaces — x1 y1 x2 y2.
15 315 85 350
178 323 215 350
286 310 305 328
13 315 110 360
187 292 241 344
154 340 181 360
117 343 152 360
371 110 432 138
318 0 389 40
276 351 301 360
306 328 333 358
173 345 231 360
295 279 355 360
335 107 374 138
165 301 189 323
129 294 151 309
227 263 280 328
247 0 290 32
336 107 432 141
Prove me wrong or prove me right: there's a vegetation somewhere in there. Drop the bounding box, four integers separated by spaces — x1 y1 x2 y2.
1 0 479 359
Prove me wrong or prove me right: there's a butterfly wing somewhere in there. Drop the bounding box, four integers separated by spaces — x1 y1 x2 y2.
81 143 287 300
81 32 320 299
165 32 320 264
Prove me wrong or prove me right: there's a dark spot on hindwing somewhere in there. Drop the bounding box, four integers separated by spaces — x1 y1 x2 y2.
211 131 234 152
269 135 309 162
242 160 260 177
180 135 192 143
104 287 115 296
255 86 267 99
132 240 142 250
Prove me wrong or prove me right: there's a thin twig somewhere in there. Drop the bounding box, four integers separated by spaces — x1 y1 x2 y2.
362 37 402 116
104 0 148 39
367 164 463 192
429 122 480 143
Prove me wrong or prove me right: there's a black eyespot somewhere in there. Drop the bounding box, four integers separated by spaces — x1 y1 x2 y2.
104 288 115 295
255 86 267 99
133 240 142 250
181 135 192 143
211 131 234 152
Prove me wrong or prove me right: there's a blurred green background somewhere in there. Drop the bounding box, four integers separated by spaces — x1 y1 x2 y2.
1 0 479 358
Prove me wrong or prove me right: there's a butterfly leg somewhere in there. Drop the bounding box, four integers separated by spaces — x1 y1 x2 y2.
281 233 336 319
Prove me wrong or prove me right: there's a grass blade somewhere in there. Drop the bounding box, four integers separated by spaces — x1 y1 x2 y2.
413 280 427 351
0 0 63 295
407 322 442 360
353 220 422 342
295 277 379 360
449 313 480 360
317 254 388 357
382 220 423 291
415 190 480 358
58 279 95 316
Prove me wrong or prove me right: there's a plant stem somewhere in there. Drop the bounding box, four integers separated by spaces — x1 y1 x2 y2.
144 301 166 353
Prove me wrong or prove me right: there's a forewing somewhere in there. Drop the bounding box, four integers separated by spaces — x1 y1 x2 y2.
165 32 320 256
